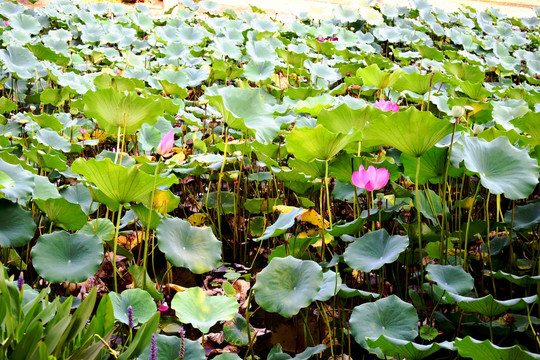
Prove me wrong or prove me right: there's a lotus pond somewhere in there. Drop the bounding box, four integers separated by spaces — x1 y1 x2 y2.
0 0 540 358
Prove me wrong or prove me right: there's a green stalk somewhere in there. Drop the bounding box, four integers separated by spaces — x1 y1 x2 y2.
216 128 229 240
415 156 424 292
142 161 160 289
325 159 333 229
462 183 480 269
440 119 458 263
113 203 124 292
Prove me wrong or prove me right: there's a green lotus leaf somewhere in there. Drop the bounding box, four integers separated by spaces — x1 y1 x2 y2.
34 197 87 231
426 264 474 295
457 136 539 200
32 175 61 200
138 335 205 360
511 111 540 146
156 217 221 274
366 335 454 360
223 313 256 346
401 146 456 185
213 354 242 360
0 199 36 247
363 107 452 157
286 125 356 162
357 64 402 89
443 61 485 83
0 45 39 79
450 293 537 317
10 13 41 34
314 270 342 302
294 94 335 116
79 218 115 242
492 100 530 131
457 81 493 100
0 170 14 190
343 229 409 272
0 159 34 203
317 103 378 135
350 295 418 355
82 88 163 135
253 256 323 318
244 60 275 82
255 207 304 241
267 344 326 360
71 158 178 206
171 287 239 333
490 270 540 288
31 231 103 283
109 288 157 326
27 43 70 66
392 71 444 95
504 202 540 231
60 183 98 215
206 86 279 144
455 336 540 360
416 189 449 224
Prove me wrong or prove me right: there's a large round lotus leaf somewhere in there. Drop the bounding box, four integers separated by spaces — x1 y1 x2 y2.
350 295 418 354
366 335 454 360
363 107 452 158
314 270 342 302
71 158 177 206
156 217 221 274
504 202 540 231
426 264 474 295
317 103 379 135
0 45 38 79
285 125 357 162
109 288 157 326
82 88 163 135
357 64 401 89
244 60 275 82
0 159 34 203
455 336 540 360
450 293 537 317
31 231 103 283
171 287 239 333
223 313 256 346
206 86 279 144
457 136 539 200
34 197 87 231
137 335 205 360
0 199 36 247
343 229 409 272
253 256 323 318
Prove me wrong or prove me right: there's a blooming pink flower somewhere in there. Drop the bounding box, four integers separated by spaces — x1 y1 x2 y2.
157 130 174 157
373 99 399 113
351 165 389 191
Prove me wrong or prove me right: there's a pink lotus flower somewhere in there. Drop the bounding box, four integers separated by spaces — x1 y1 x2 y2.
158 303 169 316
317 36 326 42
351 165 389 192
330 36 338 41
3 20 8 27
374 99 399 113
157 130 175 157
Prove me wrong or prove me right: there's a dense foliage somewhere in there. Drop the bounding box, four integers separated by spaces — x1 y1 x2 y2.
0 0 539 358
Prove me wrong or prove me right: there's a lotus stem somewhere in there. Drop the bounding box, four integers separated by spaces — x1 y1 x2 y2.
440 118 458 263
325 159 333 229
415 156 424 298
113 203 124 293
462 183 480 270
142 161 160 290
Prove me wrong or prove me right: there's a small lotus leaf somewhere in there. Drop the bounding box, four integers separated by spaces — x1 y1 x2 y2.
350 295 418 355
171 287 239 333
31 231 103 283
156 217 221 274
109 288 157 326
0 199 36 247
34 197 87 231
366 335 454 360
426 264 474 295
253 256 323 318
223 313 256 346
343 229 409 272
504 202 540 231
137 335 205 360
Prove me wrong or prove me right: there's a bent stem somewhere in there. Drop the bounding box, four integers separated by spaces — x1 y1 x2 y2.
415 156 424 294
113 203 124 293
142 161 160 289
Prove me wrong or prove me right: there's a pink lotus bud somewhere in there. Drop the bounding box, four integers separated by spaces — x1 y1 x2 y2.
157 130 175 157
351 165 389 192
330 37 338 41
317 36 326 42
373 99 399 113
3 20 8 27
158 303 169 316
79 128 88 135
